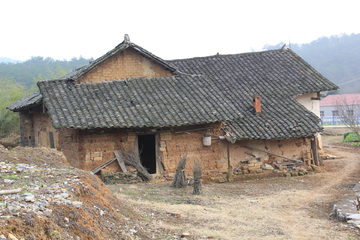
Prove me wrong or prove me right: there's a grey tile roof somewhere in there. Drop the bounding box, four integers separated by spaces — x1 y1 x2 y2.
222 96 323 140
7 91 42 111
37 75 242 130
169 48 338 140
169 49 338 96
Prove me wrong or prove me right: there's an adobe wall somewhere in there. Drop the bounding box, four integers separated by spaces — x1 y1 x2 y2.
222 137 312 170
74 123 223 174
79 48 174 83
77 128 132 171
33 111 59 149
19 111 35 147
159 123 223 173
58 129 79 168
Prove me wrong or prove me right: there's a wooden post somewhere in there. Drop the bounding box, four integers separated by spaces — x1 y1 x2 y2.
227 141 230 170
155 134 164 174
227 141 233 181
311 137 320 166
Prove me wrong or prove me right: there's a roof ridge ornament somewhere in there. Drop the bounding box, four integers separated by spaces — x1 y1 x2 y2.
281 43 287 51
124 34 130 43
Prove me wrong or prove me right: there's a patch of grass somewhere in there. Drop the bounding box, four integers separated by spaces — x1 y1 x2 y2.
125 190 140 197
152 196 163 201
4 174 20 179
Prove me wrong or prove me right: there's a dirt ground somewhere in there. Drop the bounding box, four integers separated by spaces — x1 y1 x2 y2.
110 134 360 239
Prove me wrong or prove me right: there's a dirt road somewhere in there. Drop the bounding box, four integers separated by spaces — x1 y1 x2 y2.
110 137 360 239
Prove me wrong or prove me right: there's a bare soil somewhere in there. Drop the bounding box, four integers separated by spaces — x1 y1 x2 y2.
110 137 360 239
323 126 352 136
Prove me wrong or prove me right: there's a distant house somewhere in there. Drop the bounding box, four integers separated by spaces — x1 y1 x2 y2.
8 35 338 179
320 93 360 124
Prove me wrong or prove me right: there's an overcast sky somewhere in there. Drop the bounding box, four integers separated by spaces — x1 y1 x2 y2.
1 0 359 61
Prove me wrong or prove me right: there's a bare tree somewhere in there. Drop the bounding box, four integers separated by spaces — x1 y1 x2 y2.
335 95 360 137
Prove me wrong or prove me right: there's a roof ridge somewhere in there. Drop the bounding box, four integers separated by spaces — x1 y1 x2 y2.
167 48 285 62
66 35 178 81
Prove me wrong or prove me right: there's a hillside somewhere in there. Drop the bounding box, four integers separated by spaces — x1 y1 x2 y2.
263 33 360 94
0 56 93 89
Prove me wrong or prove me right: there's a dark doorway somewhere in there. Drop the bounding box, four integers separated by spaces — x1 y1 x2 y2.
138 134 156 174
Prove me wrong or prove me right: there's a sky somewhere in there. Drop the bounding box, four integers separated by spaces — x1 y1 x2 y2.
1 0 360 61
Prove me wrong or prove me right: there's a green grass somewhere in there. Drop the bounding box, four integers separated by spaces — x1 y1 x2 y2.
4 174 20 179
322 124 347 126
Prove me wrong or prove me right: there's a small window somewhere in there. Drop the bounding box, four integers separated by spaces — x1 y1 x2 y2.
320 111 324 117
332 110 339 116
347 110 354 116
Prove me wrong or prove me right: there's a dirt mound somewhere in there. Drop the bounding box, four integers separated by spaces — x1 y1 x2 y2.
0 145 151 239
0 145 69 168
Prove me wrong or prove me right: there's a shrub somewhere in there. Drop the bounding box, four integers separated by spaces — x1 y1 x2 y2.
344 132 360 142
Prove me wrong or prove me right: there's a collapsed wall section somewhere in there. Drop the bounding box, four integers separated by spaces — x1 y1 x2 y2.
224 137 312 171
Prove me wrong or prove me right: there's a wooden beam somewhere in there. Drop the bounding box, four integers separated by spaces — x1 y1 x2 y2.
175 127 212 134
114 151 127 173
91 158 117 174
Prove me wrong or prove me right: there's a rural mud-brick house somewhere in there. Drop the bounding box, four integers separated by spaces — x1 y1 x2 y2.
8 35 338 178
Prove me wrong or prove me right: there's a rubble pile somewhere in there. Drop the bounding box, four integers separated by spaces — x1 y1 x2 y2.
238 159 263 174
232 161 318 179
0 145 154 239
0 161 83 218
102 171 143 184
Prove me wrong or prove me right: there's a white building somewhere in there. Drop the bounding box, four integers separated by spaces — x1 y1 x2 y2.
320 93 360 124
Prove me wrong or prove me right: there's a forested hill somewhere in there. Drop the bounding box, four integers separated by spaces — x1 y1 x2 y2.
0 56 93 88
1 34 359 93
262 33 360 94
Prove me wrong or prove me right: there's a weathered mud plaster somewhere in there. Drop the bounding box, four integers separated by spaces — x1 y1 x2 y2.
79 48 173 83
